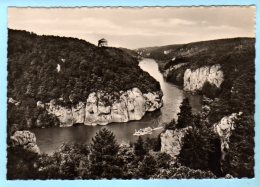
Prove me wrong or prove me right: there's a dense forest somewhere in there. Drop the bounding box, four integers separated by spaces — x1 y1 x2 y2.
8 94 253 179
7 99 217 179
7 29 160 131
7 31 255 179
137 38 255 178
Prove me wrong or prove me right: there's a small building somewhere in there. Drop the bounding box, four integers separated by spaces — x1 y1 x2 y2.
98 38 108 47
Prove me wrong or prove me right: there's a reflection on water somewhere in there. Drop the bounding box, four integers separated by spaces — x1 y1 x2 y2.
32 58 202 154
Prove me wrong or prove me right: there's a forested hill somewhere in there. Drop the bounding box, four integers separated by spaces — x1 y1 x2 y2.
137 38 255 118
137 37 255 66
7 29 161 130
137 38 255 178
8 29 160 105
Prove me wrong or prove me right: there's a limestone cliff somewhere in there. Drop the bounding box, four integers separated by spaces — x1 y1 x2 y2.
160 127 191 160
10 130 40 154
45 87 163 127
183 64 224 92
160 112 241 161
213 112 242 160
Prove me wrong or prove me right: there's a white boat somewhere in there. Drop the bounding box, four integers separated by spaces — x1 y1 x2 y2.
133 126 154 136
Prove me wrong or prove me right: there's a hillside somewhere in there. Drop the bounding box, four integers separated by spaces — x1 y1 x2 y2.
137 38 255 116
137 38 255 177
7 29 161 130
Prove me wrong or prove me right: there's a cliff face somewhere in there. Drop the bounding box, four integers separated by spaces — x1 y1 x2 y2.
45 87 163 127
10 130 40 154
213 112 242 160
183 64 224 92
160 112 241 161
8 29 162 130
160 127 191 160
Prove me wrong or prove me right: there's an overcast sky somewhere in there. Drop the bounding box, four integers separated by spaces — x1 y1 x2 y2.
8 7 255 49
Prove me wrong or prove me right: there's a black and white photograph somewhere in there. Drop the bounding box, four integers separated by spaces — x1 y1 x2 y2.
7 6 255 179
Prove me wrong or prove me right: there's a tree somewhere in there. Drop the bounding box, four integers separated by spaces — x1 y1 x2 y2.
178 115 216 172
7 147 40 179
202 81 221 99
153 134 162 152
89 128 122 179
165 119 176 130
134 136 147 157
153 165 216 179
156 152 172 169
137 154 157 179
176 98 193 128
223 114 254 178
36 143 90 179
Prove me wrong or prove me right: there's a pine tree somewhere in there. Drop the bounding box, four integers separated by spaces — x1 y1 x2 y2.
176 98 193 128
134 136 147 156
138 154 157 179
178 115 216 172
165 119 176 130
89 128 122 179
223 114 254 178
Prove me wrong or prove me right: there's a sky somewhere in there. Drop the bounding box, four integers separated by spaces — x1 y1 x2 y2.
8 6 255 49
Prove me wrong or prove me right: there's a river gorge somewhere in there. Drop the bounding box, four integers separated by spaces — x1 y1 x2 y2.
31 58 202 154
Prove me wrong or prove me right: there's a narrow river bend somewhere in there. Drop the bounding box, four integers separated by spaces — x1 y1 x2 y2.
32 58 202 154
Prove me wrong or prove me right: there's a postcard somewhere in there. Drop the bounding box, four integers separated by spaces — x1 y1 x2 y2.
0 1 258 187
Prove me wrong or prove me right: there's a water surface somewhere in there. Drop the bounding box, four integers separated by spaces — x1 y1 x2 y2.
32 58 202 154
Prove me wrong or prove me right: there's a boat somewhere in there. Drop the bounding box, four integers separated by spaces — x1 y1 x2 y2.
133 126 161 136
133 127 152 136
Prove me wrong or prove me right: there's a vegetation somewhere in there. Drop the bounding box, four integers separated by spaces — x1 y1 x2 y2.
89 128 122 179
178 115 219 175
7 33 255 179
138 37 255 178
201 81 221 99
222 114 254 178
176 98 193 129
134 136 148 157
7 128 216 179
7 147 40 179
7 29 160 130
7 96 223 179
138 38 255 100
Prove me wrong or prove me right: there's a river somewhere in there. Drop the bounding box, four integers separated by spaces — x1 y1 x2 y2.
31 58 202 154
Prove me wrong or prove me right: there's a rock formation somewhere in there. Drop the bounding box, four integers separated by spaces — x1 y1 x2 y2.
163 63 188 79
45 87 163 127
160 127 191 160
10 130 40 154
8 97 20 106
213 112 242 160
183 64 224 92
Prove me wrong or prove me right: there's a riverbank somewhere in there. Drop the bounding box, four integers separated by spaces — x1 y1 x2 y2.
31 58 202 154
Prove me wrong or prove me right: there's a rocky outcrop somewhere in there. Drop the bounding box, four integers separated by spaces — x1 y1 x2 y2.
160 127 191 160
163 63 188 79
72 102 85 124
213 112 242 160
8 97 20 106
46 101 74 127
45 87 163 127
183 64 224 92
10 130 40 154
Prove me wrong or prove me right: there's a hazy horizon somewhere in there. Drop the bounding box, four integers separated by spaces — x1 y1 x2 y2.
8 7 255 49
